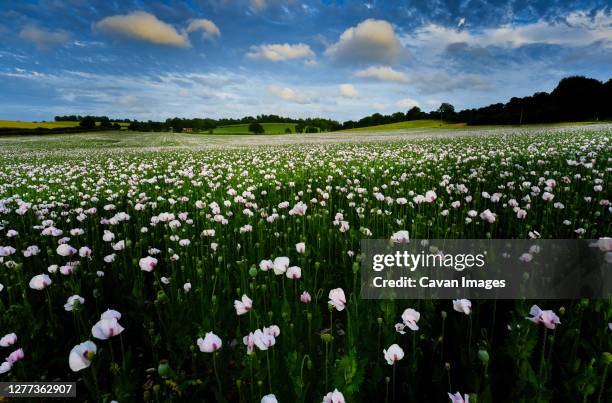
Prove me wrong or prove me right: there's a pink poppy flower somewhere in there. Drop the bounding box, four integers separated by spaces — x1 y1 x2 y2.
526 305 561 329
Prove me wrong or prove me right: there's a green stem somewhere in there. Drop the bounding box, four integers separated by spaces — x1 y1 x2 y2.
213 352 223 394
597 365 609 403
266 350 272 393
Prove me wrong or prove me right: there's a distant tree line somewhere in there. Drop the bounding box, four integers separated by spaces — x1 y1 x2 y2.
454 76 612 125
44 76 610 136
340 76 611 129
127 115 342 133
55 115 132 123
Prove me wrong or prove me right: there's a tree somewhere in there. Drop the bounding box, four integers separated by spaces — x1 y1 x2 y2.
437 103 455 124
405 106 423 121
305 126 318 133
284 128 292 134
437 103 455 115
79 116 96 129
248 122 264 134
99 116 111 128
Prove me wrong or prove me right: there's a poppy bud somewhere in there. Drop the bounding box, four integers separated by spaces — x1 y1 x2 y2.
385 376 390 384
603 352 612 365
377 317 383 325
236 380 242 388
158 360 171 378
321 333 333 344
110 362 120 374
445 362 451 370
249 266 258 277
559 306 565 315
478 350 490 363
352 262 359 274
441 311 447 319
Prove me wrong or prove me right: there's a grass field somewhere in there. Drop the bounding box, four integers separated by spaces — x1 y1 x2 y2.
341 119 611 132
211 122 298 134
341 119 467 132
0 120 80 129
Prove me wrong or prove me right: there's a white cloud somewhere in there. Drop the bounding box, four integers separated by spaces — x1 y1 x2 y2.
339 84 359 98
249 0 294 12
268 85 314 104
186 19 220 39
95 11 189 47
247 43 315 62
19 26 70 49
396 98 420 109
325 19 405 64
402 8 612 50
354 66 407 82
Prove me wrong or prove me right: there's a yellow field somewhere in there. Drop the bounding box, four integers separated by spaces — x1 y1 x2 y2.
0 120 80 129
0 120 130 129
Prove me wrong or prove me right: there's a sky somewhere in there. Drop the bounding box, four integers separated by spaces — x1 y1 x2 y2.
0 0 611 122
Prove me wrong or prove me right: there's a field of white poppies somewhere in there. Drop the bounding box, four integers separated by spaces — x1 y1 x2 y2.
0 125 610 402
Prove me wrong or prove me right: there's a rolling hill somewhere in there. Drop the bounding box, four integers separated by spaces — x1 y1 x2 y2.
210 123 297 134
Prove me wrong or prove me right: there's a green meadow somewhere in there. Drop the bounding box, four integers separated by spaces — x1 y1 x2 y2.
210 123 298 134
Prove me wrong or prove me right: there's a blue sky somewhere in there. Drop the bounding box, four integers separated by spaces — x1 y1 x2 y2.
0 0 610 122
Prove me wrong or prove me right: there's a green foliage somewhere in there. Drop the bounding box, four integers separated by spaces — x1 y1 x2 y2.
248 122 265 134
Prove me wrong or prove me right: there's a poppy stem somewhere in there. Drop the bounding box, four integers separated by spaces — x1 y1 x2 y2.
213 352 223 394
385 376 389 403
392 362 396 403
597 363 609 403
468 315 472 357
266 350 273 392
324 342 329 388
538 328 547 379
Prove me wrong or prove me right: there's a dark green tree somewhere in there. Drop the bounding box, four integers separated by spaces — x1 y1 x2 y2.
248 122 265 134
79 116 96 129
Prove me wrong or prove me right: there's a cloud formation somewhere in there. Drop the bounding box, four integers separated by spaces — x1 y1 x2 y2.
338 84 359 98
268 85 314 104
396 98 420 109
95 11 189 47
247 43 314 61
186 19 220 39
325 19 405 64
354 66 407 82
19 26 70 49
403 9 612 51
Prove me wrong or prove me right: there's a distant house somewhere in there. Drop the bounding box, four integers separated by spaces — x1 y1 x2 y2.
182 127 193 132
